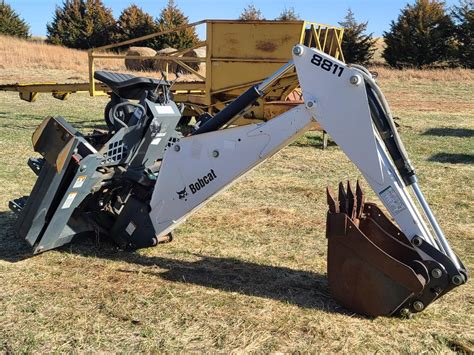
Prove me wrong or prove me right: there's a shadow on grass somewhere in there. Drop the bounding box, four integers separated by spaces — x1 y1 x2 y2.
0 211 33 262
291 132 337 149
422 127 474 138
0 122 108 132
428 153 474 164
96 246 338 313
0 113 106 131
0 212 349 315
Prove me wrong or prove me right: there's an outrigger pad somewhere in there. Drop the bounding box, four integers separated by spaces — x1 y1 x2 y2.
325 181 466 317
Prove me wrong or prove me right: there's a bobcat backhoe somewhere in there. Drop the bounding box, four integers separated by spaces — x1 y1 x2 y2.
9 46 468 317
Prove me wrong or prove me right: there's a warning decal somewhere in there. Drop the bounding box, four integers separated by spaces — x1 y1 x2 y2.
73 175 87 188
61 192 77 209
379 186 407 215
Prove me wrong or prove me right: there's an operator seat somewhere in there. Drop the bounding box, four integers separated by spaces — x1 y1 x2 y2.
94 71 168 100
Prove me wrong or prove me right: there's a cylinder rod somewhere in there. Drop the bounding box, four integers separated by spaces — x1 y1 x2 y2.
257 60 295 94
193 61 295 135
411 182 462 270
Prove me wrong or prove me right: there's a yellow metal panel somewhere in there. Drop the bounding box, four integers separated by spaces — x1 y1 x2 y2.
209 21 303 60
210 62 285 93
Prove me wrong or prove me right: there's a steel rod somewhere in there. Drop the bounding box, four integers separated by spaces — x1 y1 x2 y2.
257 60 295 94
411 182 462 270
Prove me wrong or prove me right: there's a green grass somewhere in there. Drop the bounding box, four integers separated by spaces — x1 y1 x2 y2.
0 74 473 353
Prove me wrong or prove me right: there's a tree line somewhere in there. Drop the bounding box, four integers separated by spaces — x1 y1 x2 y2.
0 0 472 68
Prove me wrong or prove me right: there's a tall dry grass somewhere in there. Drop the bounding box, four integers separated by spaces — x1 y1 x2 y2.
0 35 128 83
371 65 474 82
0 34 471 85
0 35 90 72
0 35 203 84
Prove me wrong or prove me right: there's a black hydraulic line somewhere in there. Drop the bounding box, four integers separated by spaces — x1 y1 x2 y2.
365 83 417 186
193 86 261 135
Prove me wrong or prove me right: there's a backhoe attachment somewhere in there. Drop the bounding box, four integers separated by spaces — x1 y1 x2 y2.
8 45 467 318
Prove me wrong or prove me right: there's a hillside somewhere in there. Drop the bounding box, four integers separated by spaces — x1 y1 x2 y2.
1 35 473 86
1 35 86 83
0 35 202 84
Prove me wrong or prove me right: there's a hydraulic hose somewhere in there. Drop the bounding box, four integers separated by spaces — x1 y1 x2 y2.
353 65 417 186
193 61 295 135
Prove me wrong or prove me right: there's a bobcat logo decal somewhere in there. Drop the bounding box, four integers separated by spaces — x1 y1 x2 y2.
176 187 188 200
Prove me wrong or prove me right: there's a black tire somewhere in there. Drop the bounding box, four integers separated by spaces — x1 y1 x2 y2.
103 97 135 131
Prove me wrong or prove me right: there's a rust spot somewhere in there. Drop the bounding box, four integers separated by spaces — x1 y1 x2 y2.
281 35 292 43
256 41 277 52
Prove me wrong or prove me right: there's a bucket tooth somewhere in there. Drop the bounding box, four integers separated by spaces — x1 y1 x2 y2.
338 182 347 214
346 181 357 221
356 180 365 219
326 186 339 213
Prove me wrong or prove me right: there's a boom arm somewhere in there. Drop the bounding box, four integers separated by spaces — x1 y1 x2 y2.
150 47 461 268
149 46 466 315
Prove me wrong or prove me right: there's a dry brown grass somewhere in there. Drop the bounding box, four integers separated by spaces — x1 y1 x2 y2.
0 34 473 353
0 35 203 84
371 65 474 82
0 35 88 72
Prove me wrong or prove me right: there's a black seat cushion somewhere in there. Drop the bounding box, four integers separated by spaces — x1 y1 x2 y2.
94 71 168 100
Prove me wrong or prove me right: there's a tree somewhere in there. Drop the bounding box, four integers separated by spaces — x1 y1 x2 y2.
276 7 300 21
338 9 376 64
156 0 198 49
47 0 116 49
452 0 474 68
0 1 30 38
116 4 158 47
239 4 264 20
383 0 455 68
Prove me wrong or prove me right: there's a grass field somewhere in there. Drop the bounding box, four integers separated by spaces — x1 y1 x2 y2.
0 46 473 352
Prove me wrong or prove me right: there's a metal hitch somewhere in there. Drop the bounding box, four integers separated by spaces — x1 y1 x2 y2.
325 181 466 317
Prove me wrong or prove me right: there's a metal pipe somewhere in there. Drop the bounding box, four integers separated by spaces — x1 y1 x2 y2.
257 60 295 94
411 182 462 270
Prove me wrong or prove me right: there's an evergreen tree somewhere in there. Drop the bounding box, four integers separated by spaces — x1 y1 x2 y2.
239 4 264 20
452 0 474 68
47 0 116 49
0 1 30 38
156 0 198 49
116 4 158 47
383 0 455 68
276 7 300 21
338 9 376 64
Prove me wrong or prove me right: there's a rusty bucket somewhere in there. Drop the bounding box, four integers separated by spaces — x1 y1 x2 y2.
325 181 431 317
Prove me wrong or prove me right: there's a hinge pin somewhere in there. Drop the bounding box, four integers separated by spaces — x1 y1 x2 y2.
413 301 424 312
431 268 442 279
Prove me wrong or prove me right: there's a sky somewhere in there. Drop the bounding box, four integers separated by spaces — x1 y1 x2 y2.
8 0 460 38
